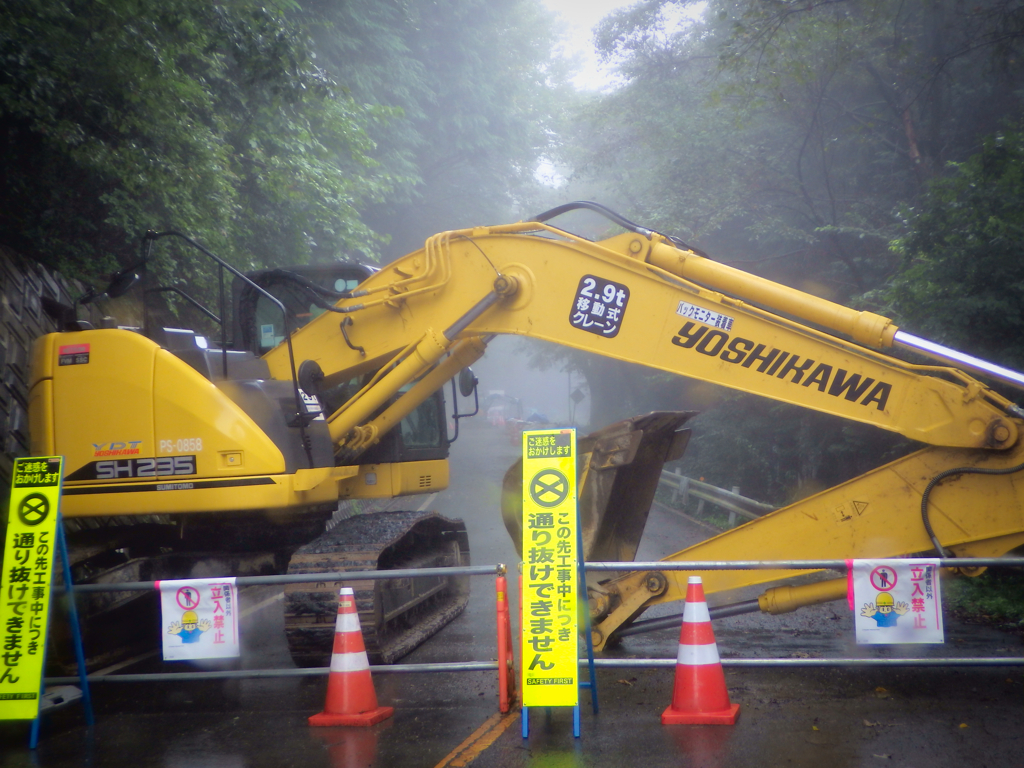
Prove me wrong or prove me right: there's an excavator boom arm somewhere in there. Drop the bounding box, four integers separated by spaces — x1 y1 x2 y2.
266 222 1016 453
258 212 1024 649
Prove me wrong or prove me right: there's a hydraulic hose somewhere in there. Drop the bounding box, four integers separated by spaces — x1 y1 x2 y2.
530 200 709 257
921 460 1024 557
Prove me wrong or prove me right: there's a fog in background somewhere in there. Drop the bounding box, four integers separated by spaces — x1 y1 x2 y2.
5 1 1024 506
467 336 590 429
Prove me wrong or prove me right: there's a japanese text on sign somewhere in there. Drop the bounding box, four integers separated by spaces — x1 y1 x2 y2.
159 578 240 661
521 429 578 707
850 559 944 644
570 275 629 338
525 433 572 460
0 456 62 721
675 301 734 332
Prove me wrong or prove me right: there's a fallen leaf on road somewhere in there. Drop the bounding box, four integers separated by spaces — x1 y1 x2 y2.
959 723 969 729
791 651 810 658
874 686 889 698
872 754 891 759
863 720 881 727
812 725 819 731
616 679 633 686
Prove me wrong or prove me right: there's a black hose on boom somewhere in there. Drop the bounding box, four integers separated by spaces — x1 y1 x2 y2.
921 461 1024 557
530 200 710 258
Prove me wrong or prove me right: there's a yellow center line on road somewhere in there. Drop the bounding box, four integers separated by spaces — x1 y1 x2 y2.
433 707 521 768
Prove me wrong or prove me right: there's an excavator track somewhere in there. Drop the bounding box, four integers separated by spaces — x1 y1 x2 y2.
48 511 320 674
283 510 470 665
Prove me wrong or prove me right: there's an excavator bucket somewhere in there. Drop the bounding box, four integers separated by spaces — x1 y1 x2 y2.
501 412 696 564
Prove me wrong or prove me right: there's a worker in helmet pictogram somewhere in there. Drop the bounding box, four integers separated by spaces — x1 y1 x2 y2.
168 609 213 643
860 591 909 627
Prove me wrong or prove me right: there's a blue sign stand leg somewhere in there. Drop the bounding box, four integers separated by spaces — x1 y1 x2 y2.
56 518 94 726
521 705 580 739
29 515 94 749
576 500 599 717
28 688 42 748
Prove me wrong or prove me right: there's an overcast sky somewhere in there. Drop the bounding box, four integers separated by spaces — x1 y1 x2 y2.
540 0 636 90
540 1 705 90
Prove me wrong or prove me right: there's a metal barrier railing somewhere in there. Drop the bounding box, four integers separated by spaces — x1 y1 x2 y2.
46 565 512 692
592 657 1022 667
47 568 522 718
658 470 774 523
57 564 501 593
46 557 1024 688
45 662 500 685
585 557 1024 570
584 557 1024 666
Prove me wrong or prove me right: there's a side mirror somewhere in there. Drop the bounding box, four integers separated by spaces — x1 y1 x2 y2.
76 285 100 307
458 367 478 398
106 269 141 299
298 359 325 398
448 366 481 445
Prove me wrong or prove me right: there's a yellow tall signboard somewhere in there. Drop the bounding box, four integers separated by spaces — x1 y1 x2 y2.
521 429 578 708
0 456 63 720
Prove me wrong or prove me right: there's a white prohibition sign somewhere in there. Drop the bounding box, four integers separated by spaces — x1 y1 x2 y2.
869 565 898 591
176 586 201 610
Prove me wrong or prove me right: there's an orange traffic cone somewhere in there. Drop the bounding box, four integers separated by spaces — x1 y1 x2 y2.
309 587 394 727
661 576 740 725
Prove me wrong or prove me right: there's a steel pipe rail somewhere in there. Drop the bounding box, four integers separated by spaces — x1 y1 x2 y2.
44 662 498 685
585 558 1024 571
60 559 1024 593
44 655 1021 686
60 564 506 593
591 657 1023 668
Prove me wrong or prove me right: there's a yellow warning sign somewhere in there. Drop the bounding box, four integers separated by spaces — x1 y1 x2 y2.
521 429 578 707
0 456 63 720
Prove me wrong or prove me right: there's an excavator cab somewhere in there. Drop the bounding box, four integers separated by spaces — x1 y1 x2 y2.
33 244 471 671
230 262 453 468
230 262 377 355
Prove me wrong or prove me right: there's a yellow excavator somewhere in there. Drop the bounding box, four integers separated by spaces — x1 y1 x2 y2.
29 202 1024 663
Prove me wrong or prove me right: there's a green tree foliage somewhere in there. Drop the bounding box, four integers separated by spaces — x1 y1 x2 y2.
884 128 1024 372
555 1 1024 502
675 396 914 506
301 0 567 259
578 0 1024 292
0 0 393 283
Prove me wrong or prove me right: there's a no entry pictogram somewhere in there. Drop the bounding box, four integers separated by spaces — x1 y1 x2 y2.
176 586 201 610
18 493 50 526
529 468 570 508
869 565 898 591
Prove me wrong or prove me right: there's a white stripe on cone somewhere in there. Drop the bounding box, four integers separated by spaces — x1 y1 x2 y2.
330 651 371 673
335 611 361 634
682 600 711 623
677 642 721 666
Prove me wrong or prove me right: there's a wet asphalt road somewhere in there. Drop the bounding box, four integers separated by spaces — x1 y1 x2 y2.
2 417 1022 767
